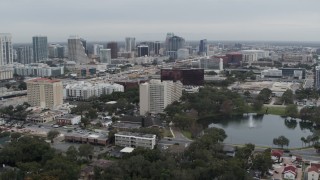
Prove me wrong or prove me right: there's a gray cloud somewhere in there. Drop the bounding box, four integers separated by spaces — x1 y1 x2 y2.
1 0 319 42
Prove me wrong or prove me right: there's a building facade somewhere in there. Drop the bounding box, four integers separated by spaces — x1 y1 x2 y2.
199 39 207 56
106 42 118 59
166 35 185 59
139 79 182 115
100 49 111 64
161 68 204 86
14 63 64 77
27 78 63 109
137 45 149 57
68 36 90 64
32 36 48 62
115 131 156 149
125 37 136 52
0 33 13 66
316 66 320 90
17 46 33 64
64 81 124 100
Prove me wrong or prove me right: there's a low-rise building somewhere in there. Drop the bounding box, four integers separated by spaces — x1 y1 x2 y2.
115 131 156 149
307 166 320 180
282 165 297 180
65 133 109 146
64 81 124 100
14 63 64 77
56 114 81 125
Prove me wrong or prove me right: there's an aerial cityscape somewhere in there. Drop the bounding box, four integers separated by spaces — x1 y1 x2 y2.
1 0 320 180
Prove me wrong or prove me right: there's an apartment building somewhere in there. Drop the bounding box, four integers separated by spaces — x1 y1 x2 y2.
27 78 63 109
140 79 182 115
115 131 156 149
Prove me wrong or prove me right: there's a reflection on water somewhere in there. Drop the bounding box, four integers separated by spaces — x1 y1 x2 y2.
208 114 314 148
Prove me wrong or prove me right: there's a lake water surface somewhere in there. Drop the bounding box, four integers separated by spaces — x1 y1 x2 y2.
208 114 314 148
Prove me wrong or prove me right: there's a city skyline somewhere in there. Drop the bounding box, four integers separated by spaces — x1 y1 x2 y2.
1 0 320 43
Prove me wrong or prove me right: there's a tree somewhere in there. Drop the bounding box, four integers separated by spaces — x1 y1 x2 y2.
285 104 298 118
18 82 27 90
47 130 60 143
78 144 94 160
281 90 294 104
273 136 289 149
5 83 11 89
10 132 21 141
314 142 320 153
66 146 78 161
301 137 306 147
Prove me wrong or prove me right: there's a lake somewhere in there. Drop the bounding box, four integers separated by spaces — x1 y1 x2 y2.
208 114 314 148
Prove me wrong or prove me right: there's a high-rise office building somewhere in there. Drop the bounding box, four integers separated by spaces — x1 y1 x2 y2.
166 35 185 59
57 46 66 58
17 46 33 64
315 66 320 90
137 45 149 57
161 68 204 86
68 36 90 64
93 44 104 56
165 33 174 50
106 42 118 59
0 33 13 66
139 79 182 115
27 78 63 109
199 39 207 56
32 36 48 62
125 37 136 52
154 41 161 55
0 33 13 80
100 49 111 64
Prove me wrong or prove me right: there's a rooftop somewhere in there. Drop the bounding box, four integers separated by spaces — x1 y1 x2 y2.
120 147 135 153
28 78 61 83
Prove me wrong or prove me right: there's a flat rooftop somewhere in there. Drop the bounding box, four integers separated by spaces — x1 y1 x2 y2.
116 131 156 138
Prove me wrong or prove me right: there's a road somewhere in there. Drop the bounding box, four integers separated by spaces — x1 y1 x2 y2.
158 128 193 148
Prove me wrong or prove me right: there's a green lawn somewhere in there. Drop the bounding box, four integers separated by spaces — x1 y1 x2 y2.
181 130 193 140
163 128 173 138
249 106 286 116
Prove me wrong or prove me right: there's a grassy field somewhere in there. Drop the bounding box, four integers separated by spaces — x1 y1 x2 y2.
181 130 193 140
249 106 286 116
163 128 173 138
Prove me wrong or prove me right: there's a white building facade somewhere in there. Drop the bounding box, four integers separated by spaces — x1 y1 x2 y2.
14 63 64 77
115 132 156 149
64 81 124 100
139 80 183 115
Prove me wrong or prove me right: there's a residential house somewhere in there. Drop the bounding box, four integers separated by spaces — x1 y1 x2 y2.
307 166 320 180
283 165 297 180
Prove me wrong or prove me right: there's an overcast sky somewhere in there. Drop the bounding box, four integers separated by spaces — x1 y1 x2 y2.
1 0 320 43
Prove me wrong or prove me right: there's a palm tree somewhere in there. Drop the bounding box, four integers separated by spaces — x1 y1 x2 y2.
301 137 306 147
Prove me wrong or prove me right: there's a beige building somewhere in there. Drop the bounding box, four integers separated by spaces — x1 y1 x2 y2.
139 79 182 115
27 78 63 109
115 131 156 149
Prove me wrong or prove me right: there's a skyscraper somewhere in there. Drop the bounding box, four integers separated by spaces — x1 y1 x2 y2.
106 42 118 59
0 33 13 65
199 39 207 56
32 36 48 63
154 41 161 55
125 37 136 52
17 46 33 64
93 44 104 56
100 49 111 64
137 45 149 57
316 66 320 90
166 35 185 59
68 36 90 64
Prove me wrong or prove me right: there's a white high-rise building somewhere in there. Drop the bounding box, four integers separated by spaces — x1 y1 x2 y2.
315 66 320 90
0 33 14 80
68 36 90 64
125 37 136 52
93 44 104 56
100 49 111 64
139 80 183 115
0 33 13 66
